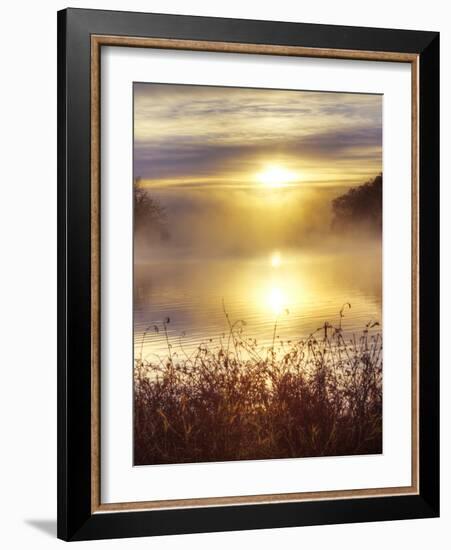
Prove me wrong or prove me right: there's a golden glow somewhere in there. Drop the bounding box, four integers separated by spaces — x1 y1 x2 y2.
267 286 287 316
257 165 298 188
271 251 281 268
255 257 313 318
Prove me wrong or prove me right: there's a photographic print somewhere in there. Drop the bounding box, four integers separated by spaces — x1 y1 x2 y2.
133 83 383 466
58 12 440 539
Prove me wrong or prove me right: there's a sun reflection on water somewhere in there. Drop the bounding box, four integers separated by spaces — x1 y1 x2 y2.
135 249 382 358
266 286 287 316
262 251 299 317
270 251 281 268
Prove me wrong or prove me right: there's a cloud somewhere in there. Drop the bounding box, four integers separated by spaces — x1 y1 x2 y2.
133 83 382 188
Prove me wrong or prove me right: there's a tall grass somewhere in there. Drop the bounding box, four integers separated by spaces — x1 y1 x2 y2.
134 306 382 465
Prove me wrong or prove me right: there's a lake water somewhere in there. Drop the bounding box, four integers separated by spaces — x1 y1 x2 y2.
134 248 382 362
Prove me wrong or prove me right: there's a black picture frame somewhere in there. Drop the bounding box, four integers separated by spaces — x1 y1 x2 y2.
57 7 439 541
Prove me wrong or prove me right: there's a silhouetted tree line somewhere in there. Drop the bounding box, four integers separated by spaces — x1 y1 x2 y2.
331 174 382 234
134 178 169 241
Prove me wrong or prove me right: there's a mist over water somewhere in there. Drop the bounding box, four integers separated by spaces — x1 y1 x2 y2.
134 183 382 360
135 185 357 260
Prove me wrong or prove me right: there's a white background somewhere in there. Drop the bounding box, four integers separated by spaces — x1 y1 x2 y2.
0 0 448 548
102 48 412 503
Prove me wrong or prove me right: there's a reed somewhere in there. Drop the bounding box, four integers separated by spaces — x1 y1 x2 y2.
134 308 382 465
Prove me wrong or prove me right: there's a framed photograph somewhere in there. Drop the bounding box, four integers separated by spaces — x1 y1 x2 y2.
57 8 439 541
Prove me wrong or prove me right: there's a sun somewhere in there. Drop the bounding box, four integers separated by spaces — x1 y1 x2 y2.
257 165 297 188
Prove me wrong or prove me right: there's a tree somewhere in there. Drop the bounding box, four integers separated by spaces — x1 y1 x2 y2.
331 174 382 234
134 178 169 241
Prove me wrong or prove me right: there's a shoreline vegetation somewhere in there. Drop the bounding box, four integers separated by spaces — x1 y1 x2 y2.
134 305 382 465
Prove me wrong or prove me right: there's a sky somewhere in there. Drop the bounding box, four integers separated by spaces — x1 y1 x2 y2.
133 83 382 258
134 83 382 191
